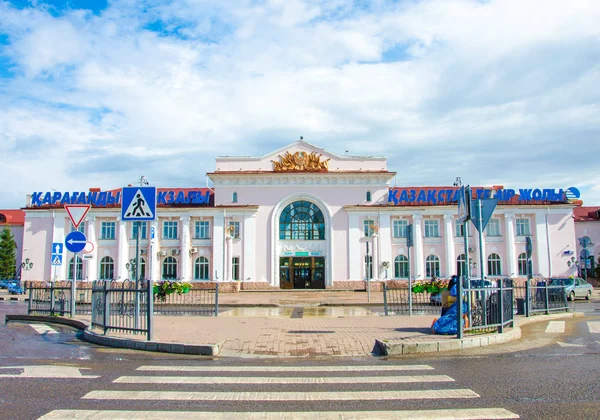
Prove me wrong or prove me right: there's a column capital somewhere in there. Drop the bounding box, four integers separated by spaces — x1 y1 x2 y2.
443 214 454 221
412 214 423 221
505 213 515 221
180 215 191 223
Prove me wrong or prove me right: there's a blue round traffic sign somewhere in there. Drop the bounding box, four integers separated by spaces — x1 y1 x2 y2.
65 231 87 253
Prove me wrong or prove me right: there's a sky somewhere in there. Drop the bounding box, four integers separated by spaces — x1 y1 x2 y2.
1 0 599 208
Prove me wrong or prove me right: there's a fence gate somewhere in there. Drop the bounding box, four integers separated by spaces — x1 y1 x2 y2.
91 280 149 337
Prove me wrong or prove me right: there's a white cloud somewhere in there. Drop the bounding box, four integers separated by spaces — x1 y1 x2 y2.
0 0 599 207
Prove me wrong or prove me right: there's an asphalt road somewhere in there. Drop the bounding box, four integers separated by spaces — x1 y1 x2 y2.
1 299 599 419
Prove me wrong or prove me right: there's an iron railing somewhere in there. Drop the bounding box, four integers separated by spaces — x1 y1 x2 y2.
383 279 515 334
91 280 149 335
28 284 72 316
153 285 219 316
383 285 442 315
513 280 568 315
462 278 514 333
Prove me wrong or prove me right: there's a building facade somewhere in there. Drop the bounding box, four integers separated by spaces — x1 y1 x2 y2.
21 140 579 288
0 210 25 277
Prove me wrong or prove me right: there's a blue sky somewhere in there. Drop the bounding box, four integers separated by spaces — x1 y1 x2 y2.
1 0 599 208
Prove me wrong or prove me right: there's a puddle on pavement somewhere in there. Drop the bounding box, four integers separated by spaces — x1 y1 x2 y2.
218 306 379 318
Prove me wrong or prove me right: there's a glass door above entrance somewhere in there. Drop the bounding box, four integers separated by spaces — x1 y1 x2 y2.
279 257 325 289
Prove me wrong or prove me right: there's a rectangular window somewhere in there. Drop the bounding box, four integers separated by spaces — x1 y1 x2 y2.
71 222 85 233
228 221 240 239
131 222 147 239
485 219 501 237
424 220 440 238
364 219 376 237
163 221 178 239
516 218 530 236
392 220 407 238
100 221 115 239
195 221 210 239
455 220 464 237
232 257 240 280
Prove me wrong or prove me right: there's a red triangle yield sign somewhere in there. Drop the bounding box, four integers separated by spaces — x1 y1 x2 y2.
65 205 91 229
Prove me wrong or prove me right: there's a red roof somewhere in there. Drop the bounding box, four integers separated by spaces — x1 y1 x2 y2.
0 210 25 225
574 206 600 222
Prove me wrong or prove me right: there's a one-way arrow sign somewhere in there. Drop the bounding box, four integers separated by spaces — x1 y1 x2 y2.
65 231 87 253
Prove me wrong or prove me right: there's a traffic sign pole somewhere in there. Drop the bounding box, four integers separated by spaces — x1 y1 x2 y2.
71 254 77 317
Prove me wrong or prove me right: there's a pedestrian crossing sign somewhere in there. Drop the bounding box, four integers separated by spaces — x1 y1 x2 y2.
51 255 63 266
121 186 157 221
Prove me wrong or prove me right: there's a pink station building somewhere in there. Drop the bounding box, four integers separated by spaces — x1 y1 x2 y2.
19 140 584 289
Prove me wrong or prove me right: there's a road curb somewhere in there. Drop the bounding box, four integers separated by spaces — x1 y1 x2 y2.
5 314 220 356
376 311 582 356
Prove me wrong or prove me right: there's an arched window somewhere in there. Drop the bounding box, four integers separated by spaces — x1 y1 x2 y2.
194 256 210 280
366 191 372 202
279 201 325 240
394 255 409 278
232 192 238 203
99 256 114 280
517 253 527 276
487 253 502 276
162 256 178 280
456 254 467 278
425 255 440 278
68 256 83 280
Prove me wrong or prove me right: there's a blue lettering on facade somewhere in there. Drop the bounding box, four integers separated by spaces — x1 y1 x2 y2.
388 190 399 205
417 190 426 202
175 191 186 204
427 190 437 204
519 189 532 201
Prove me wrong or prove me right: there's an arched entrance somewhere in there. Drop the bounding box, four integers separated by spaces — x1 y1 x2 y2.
271 196 331 289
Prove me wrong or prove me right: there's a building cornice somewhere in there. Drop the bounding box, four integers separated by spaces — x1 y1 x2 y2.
209 172 396 187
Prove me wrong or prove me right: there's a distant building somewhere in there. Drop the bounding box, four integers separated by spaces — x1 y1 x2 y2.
20 140 580 287
0 210 25 278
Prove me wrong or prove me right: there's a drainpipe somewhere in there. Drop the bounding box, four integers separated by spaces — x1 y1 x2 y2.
223 208 227 282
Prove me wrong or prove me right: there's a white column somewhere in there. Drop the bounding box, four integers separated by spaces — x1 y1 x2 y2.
505 214 517 277
213 213 224 281
54 215 67 280
412 214 424 280
379 214 392 279
117 218 128 280
348 214 361 280
150 220 160 281
476 226 487 279
372 233 379 280
180 216 191 281
86 216 97 281
535 212 550 277
243 215 256 282
443 214 454 278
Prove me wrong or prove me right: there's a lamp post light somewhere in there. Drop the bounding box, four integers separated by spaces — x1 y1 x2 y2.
21 258 34 271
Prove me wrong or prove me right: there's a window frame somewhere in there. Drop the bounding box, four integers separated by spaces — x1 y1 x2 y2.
99 256 115 280
424 219 440 238
131 221 147 240
232 256 240 281
487 253 502 276
194 256 210 280
162 256 178 280
392 219 407 238
425 255 440 278
485 218 501 237
228 221 240 239
163 221 179 240
194 220 210 239
100 221 116 240
394 255 409 278
515 218 530 236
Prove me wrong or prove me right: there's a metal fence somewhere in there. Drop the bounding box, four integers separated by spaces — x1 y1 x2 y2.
383 285 442 315
513 280 569 315
91 280 149 336
383 279 514 334
154 284 219 316
463 278 514 333
28 284 72 316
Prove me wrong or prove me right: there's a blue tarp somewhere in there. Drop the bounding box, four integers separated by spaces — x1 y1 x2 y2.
432 285 467 335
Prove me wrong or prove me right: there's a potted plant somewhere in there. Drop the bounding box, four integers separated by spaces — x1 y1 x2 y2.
153 280 192 301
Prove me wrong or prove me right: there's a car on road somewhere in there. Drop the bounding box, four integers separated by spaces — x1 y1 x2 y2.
549 277 593 301
1 279 19 289
8 281 25 295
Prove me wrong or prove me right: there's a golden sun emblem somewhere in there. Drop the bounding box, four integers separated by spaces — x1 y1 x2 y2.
272 151 330 172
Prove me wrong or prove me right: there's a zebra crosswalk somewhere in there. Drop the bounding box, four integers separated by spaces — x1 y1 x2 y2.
39 363 520 419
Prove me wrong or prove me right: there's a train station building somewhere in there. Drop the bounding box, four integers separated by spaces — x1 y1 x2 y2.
20 140 580 289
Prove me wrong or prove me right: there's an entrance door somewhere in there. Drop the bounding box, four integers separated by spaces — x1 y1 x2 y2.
279 257 325 289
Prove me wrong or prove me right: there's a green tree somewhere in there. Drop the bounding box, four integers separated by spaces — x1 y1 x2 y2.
0 226 17 278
